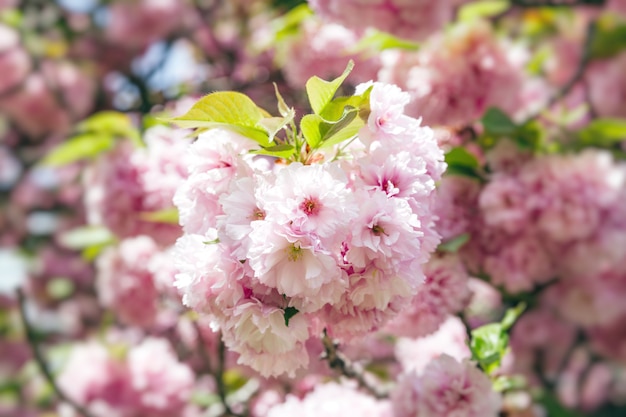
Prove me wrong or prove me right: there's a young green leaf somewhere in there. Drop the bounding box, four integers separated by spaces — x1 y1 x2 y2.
458 0 510 22
444 147 483 179
300 114 324 149
348 30 420 55
250 144 296 159
438 233 470 253
258 111 295 143
169 91 271 146
470 303 526 375
305 60 354 115
41 133 115 167
139 208 179 224
577 118 626 146
482 107 517 136
58 226 115 250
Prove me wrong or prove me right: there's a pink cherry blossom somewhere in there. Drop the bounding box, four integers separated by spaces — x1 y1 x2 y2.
267 382 392 417
309 0 468 41
392 354 501 417
84 126 190 246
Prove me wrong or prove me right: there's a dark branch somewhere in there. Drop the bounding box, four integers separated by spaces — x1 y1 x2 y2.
321 329 388 399
16 288 96 417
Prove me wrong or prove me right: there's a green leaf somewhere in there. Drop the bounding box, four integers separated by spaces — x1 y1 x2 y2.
300 114 324 148
482 107 517 136
438 233 470 253
319 109 364 149
169 91 271 146
223 370 248 392
321 106 358 142
590 15 626 59
458 0 510 22
349 30 420 54
250 144 296 159
470 323 508 374
139 208 179 224
77 111 143 148
41 133 115 166
577 118 626 146
258 113 295 143
305 60 354 115
444 147 483 179
492 375 526 392
46 278 75 300
501 302 526 331
274 83 292 118
57 226 115 250
470 303 526 375
445 147 480 169
284 306 299 326
271 3 313 43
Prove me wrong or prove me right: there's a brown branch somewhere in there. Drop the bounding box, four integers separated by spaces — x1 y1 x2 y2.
16 288 96 417
321 329 389 399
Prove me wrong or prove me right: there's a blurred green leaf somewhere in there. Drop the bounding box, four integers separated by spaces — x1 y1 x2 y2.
58 226 115 250
590 15 626 59
349 30 420 54
223 370 248 392
445 147 483 179
482 107 517 136
470 303 526 375
46 278 75 300
577 118 626 146
41 133 114 167
438 233 470 253
458 0 510 22
139 208 179 224
271 3 312 42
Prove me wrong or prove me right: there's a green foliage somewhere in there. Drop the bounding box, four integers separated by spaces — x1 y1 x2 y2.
470 303 526 375
57 225 115 261
438 233 471 253
444 147 483 179
349 30 420 54
139 208 180 224
251 144 296 159
458 0 510 22
482 107 517 136
42 111 140 167
283 306 299 326
271 3 312 42
57 226 115 250
479 107 544 151
305 60 354 116
576 118 626 147
590 15 626 59
169 91 272 146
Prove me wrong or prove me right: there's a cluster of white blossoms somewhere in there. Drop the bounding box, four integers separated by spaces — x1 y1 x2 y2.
173 81 446 377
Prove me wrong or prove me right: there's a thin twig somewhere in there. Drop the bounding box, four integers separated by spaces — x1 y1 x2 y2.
526 20 598 122
194 326 244 417
321 329 388 399
16 288 96 417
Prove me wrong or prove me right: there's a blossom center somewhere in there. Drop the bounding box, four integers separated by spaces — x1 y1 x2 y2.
287 243 304 262
300 197 321 216
372 224 386 236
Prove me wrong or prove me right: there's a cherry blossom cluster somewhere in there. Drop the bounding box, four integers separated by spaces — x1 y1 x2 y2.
57 338 194 417
173 81 446 377
84 125 190 247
